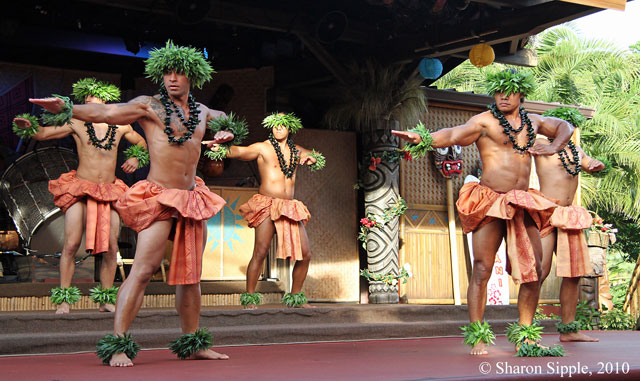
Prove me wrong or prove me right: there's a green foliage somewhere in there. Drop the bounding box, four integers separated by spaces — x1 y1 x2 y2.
535 307 560 320
89 285 119 305
460 321 496 347
12 113 40 139
50 286 82 305
262 112 303 134
506 322 543 344
485 70 536 97
323 59 427 132
556 321 581 334
96 333 140 365
575 301 600 330
599 307 635 330
124 145 150 168
205 113 249 160
72 78 121 103
516 343 565 357
169 328 213 360
281 292 308 307
360 263 412 286
40 95 73 127
401 122 434 158
145 40 214 89
307 150 325 171
604 249 636 308
240 292 262 307
358 198 408 248
542 107 587 127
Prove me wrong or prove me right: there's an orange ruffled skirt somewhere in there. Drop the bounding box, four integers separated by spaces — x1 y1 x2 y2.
456 182 557 284
49 170 128 254
239 194 311 261
115 177 225 285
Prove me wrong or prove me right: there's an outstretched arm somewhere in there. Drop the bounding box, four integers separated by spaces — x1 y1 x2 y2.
13 116 74 140
206 142 262 161
578 146 605 173
392 115 484 148
30 96 157 126
530 115 574 156
120 125 148 173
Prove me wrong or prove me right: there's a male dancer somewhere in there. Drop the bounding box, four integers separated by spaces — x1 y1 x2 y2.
207 113 324 309
13 78 147 314
535 108 604 343
393 70 574 355
31 41 233 366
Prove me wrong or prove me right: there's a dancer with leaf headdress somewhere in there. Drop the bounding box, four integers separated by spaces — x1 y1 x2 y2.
393 69 575 355
207 112 325 309
14 78 147 315
30 40 232 367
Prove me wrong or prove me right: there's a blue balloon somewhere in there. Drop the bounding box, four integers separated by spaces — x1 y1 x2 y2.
418 57 443 79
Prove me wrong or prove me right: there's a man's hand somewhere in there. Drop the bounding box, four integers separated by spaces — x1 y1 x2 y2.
202 142 221 151
212 131 234 144
528 140 558 156
121 158 139 174
30 98 65 114
301 154 317 166
391 130 422 144
13 117 32 129
587 158 605 172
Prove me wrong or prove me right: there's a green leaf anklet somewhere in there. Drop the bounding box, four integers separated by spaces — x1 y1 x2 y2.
89 285 119 305
282 292 308 307
556 321 581 334
169 328 213 360
96 333 140 364
50 286 82 306
240 292 262 307
460 321 496 347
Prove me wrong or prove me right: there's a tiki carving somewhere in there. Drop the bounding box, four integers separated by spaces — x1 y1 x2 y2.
361 120 400 303
432 145 463 178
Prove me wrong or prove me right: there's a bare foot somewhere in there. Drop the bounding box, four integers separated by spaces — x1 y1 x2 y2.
99 303 116 313
55 302 70 315
560 332 599 342
109 352 134 367
470 342 488 355
243 304 258 310
188 348 229 360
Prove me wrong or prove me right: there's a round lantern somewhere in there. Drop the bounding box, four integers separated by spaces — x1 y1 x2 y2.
418 57 443 79
469 43 495 68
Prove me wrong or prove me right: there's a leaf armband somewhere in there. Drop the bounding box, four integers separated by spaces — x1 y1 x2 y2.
96 333 140 365
308 150 326 171
401 122 433 158
40 94 74 127
50 286 82 306
205 112 249 160
12 113 40 139
460 321 496 347
124 145 150 168
169 328 213 360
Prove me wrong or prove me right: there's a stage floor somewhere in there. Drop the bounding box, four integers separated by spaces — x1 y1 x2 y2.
2 331 639 380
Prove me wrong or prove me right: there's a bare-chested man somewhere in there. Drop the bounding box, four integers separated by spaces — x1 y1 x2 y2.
535 130 604 343
208 113 324 309
30 41 233 366
14 78 147 315
393 70 574 355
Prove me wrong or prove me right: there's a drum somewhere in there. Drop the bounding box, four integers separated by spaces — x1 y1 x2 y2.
0 147 79 255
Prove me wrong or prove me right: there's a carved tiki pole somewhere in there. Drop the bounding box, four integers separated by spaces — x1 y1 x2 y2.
361 120 400 303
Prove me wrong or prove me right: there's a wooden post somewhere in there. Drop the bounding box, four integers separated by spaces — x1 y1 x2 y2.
447 178 461 305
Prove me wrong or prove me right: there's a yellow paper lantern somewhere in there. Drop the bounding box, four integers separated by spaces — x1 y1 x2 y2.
469 43 495 68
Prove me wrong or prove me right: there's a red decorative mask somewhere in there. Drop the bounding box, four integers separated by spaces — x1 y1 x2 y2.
433 145 463 178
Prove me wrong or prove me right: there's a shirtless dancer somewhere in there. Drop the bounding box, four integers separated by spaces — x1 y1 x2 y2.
535 108 604 343
31 41 233 366
393 70 574 355
14 78 147 314
208 113 324 309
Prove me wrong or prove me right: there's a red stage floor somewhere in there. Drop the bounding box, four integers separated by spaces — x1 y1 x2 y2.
1 331 639 380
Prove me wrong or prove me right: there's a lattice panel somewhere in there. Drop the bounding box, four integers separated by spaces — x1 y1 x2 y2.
401 106 481 205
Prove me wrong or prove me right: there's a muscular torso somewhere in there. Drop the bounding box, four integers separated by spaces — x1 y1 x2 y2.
475 111 543 192
69 119 127 184
256 141 299 199
534 138 578 206
140 96 224 190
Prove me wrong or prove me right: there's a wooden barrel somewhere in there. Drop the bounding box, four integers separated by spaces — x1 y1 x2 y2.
0 231 19 250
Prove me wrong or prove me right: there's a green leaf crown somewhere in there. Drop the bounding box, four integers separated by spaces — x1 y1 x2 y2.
262 112 303 134
145 40 215 89
72 77 121 103
485 69 536 97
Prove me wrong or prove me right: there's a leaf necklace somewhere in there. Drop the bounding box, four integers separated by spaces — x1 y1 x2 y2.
85 122 117 150
268 133 299 178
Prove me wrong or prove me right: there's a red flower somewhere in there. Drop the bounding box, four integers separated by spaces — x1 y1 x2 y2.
601 227 608 232
360 218 370 225
369 157 381 171
403 151 412 161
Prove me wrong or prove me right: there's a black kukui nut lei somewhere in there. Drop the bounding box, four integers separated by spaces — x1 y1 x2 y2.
85 123 118 150
489 103 535 155
557 141 581 176
160 88 201 145
268 133 299 178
